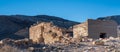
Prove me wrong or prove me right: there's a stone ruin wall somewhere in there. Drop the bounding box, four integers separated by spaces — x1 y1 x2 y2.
29 19 118 44
73 22 88 39
117 25 120 37
29 22 71 44
88 19 118 39
73 19 118 39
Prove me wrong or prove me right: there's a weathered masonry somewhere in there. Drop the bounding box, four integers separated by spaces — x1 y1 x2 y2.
73 19 118 39
29 22 72 44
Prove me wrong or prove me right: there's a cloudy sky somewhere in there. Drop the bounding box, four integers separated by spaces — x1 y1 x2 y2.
0 0 120 22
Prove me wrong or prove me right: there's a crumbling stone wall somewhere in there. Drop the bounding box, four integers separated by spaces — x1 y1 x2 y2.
88 19 117 39
73 19 117 39
117 25 120 37
73 22 88 38
29 22 68 44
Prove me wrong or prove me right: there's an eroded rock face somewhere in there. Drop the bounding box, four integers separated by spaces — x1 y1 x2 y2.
29 22 70 44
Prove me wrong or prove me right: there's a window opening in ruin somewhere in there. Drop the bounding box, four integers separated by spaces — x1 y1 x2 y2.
100 33 106 39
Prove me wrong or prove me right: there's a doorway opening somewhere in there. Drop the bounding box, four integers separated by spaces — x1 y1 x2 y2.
100 33 107 39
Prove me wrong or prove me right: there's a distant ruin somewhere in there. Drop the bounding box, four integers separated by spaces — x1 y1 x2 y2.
73 19 118 39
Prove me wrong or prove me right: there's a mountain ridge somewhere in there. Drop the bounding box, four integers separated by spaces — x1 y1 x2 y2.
97 15 120 25
0 15 80 40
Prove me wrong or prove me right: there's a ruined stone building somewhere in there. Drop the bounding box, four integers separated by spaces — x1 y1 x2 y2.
117 25 120 37
29 22 72 44
73 19 118 39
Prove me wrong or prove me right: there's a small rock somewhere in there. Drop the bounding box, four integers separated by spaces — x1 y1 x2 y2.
92 40 104 45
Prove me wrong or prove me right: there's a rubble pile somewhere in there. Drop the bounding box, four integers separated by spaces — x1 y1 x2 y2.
0 37 120 52
26 37 120 52
61 37 120 52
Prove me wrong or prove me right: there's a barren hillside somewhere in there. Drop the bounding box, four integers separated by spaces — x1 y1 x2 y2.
97 15 120 25
0 15 79 40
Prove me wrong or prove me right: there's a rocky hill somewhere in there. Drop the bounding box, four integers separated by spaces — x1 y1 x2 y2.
0 15 79 40
97 15 120 25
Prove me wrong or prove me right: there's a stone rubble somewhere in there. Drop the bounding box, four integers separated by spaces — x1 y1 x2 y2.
50 38 120 52
0 37 120 52
29 22 73 44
